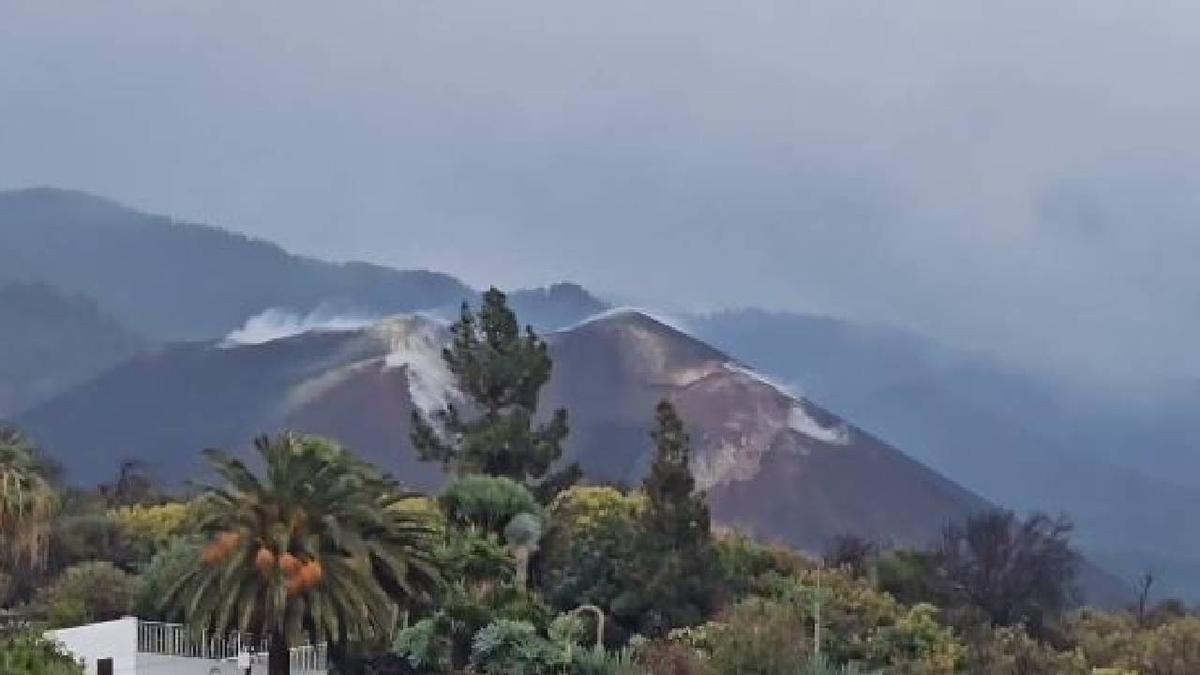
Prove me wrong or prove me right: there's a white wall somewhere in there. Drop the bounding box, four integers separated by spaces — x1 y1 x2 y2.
48 617 139 675
47 618 324 675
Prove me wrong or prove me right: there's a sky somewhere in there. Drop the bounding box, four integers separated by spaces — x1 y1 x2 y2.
2 1 1198 385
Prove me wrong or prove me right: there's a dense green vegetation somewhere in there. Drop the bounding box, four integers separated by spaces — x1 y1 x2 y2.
1 289 1197 674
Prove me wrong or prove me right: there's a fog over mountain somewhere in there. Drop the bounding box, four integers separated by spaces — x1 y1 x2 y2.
5 2 1200 388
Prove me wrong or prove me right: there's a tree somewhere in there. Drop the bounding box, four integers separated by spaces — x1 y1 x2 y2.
539 486 645 628
98 459 166 507
0 426 57 575
824 534 878 580
440 475 539 534
411 287 569 485
938 510 1079 637
163 433 444 675
622 400 720 635
135 535 201 620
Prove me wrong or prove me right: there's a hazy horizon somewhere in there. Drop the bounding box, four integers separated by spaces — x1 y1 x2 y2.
4 1 1199 387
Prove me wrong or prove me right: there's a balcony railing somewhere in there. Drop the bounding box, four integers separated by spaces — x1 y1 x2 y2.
136 620 328 671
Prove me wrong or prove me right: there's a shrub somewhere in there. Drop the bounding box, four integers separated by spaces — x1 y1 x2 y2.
470 619 569 674
572 645 639 675
0 632 83 675
963 625 1088 675
441 475 539 533
108 501 192 552
39 561 141 627
714 529 812 599
392 617 453 673
539 486 644 616
705 597 811 675
635 640 712 675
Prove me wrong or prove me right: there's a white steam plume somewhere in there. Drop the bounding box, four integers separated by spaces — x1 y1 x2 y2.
221 307 378 347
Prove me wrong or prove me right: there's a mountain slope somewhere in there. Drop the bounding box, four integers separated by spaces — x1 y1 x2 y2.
0 282 144 415
17 311 984 553
0 187 471 340
688 308 1200 598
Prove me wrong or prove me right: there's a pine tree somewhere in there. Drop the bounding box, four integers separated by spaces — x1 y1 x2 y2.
643 399 711 548
620 399 719 635
411 287 569 485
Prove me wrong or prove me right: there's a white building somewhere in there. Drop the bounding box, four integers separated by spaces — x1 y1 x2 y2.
46 617 328 675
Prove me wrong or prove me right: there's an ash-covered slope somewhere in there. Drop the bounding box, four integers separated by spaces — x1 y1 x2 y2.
543 311 988 549
18 310 987 553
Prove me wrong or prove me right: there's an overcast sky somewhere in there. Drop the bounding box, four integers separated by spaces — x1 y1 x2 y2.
2 1 1198 385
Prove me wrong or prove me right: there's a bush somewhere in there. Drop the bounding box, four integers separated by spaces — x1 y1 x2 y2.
470 619 569 674
539 486 644 616
963 625 1088 675
714 529 811 599
0 632 83 675
704 597 811 675
52 512 143 570
441 476 539 533
108 501 192 552
39 561 141 626
392 617 454 673
635 640 712 675
572 645 639 675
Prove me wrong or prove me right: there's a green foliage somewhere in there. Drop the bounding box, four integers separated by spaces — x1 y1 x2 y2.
0 631 83 675
548 611 592 647
962 624 1088 675
571 645 639 675
622 400 720 635
703 597 812 675
441 475 539 533
439 526 516 587
411 287 569 484
938 510 1079 637
163 432 444 666
714 529 812 598
52 512 145 571
539 486 643 616
1070 608 1200 674
505 512 544 590
470 619 569 675
800 654 881 675
39 560 141 626
0 427 57 573
133 535 200 620
108 501 193 552
874 548 944 610
392 617 454 672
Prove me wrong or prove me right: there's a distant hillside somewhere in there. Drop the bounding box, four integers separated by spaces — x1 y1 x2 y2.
16 310 1130 603
688 308 1200 599
508 282 607 330
0 282 144 415
0 187 472 340
17 312 984 549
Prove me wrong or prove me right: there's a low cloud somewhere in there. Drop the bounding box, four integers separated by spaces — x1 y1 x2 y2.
4 1 1200 386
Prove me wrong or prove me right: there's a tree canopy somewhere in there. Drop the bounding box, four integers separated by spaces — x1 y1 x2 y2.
411 287 569 485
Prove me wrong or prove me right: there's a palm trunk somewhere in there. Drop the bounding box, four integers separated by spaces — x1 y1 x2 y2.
268 631 290 675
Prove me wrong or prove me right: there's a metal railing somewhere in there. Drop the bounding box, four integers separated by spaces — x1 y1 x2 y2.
136 620 328 671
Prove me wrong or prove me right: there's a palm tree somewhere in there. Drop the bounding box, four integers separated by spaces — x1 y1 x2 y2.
164 433 443 675
0 426 57 575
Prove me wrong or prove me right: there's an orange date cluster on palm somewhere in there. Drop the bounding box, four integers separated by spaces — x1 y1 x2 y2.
202 533 326 596
200 530 242 564
264 548 324 595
